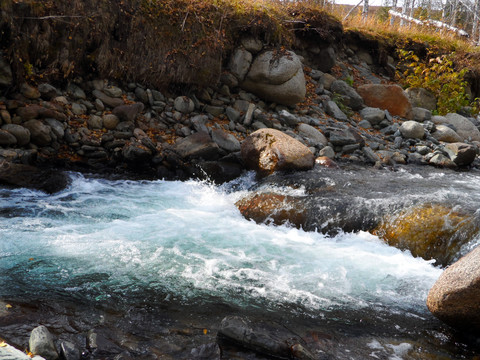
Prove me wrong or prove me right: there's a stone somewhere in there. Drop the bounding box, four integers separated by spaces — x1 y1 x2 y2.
218 316 315 360
357 50 373 65
122 141 152 162
134 87 149 104
92 90 124 108
174 132 220 160
375 203 479 266
0 129 17 146
322 73 336 90
329 129 358 146
399 121 424 139
204 105 224 117
240 128 315 175
427 246 480 332
319 145 335 158
103 114 120 130
225 107 241 123
241 37 263 53
38 83 58 100
113 103 144 122
278 110 299 126
103 85 123 98
1 109 11 124
2 124 30 146
431 115 448 125
44 118 65 139
315 46 336 72
363 146 380 163
0 341 46 359
297 123 328 147
315 156 339 168
241 50 306 106
359 107 385 125
0 53 13 87
29 325 59 360
23 120 51 146
196 161 243 184
71 103 86 116
412 107 432 122
330 80 364 110
59 341 81 360
229 47 253 81
191 115 209 133
67 84 86 100
211 128 241 152
429 153 456 168
358 119 372 129
444 142 477 166
405 87 437 110
87 115 103 129
174 96 195 114
444 113 480 141
357 84 412 118
325 101 348 121
431 125 462 143
20 83 40 99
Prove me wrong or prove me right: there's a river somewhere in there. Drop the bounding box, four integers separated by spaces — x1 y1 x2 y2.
1 165 480 359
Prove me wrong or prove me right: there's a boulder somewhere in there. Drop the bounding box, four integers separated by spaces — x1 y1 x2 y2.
429 153 456 168
330 80 364 110
427 246 480 332
325 101 348 121
240 128 315 175
103 85 123 98
229 47 253 81
23 120 52 146
405 87 437 110
0 161 70 193
444 142 477 166
16 105 66 122
92 90 124 108
38 83 58 100
2 124 30 145
174 132 220 160
374 204 479 266
197 161 243 184
241 50 306 106
357 84 413 118
29 325 59 360
236 192 306 228
0 129 17 146
103 114 120 130
44 118 65 139
412 107 431 122
431 125 462 143
297 123 328 147
359 107 385 125
241 37 263 53
315 46 336 72
87 115 103 130
113 103 144 122
20 83 41 99
122 141 152 163
399 121 424 139
444 113 480 142
211 128 241 152
174 96 195 114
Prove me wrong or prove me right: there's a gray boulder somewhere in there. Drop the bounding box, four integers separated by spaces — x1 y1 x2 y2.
444 142 477 166
103 85 122 98
241 37 263 53
174 132 220 160
241 50 306 106
297 123 328 147
427 246 480 332
2 124 30 146
229 47 253 81
444 113 480 141
359 107 385 125
38 83 59 100
325 101 348 121
432 125 462 143
399 121 424 139
330 80 364 110
174 96 195 114
405 87 437 110
29 325 59 360
92 90 124 108
211 128 241 152
44 118 65 139
87 115 103 130
412 107 432 122
315 46 336 72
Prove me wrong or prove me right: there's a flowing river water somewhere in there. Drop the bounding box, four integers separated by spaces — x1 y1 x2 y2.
2 164 480 359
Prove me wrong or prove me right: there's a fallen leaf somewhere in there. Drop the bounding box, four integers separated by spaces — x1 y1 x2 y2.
0 341 7 347
5 304 12 309
203 329 208 335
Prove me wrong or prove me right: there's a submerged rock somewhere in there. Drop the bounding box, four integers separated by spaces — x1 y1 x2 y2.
374 203 479 266
241 128 315 175
427 245 480 332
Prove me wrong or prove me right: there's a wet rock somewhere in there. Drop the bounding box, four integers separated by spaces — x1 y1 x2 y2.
229 47 253 81
241 50 306 106
92 90 124 108
359 107 385 125
87 329 122 357
211 128 241 152
174 96 195 114
444 113 480 142
405 87 437 111
0 129 17 146
0 161 69 193
174 132 220 160
67 84 86 100
330 80 364 110
374 204 479 266
241 128 315 175
297 123 328 147
431 125 462 143
23 120 52 146
1 109 11 124
444 142 477 166
319 145 335 158
2 124 30 145
59 341 81 360
236 192 306 227
29 325 58 360
218 316 316 360
399 121 424 139
357 84 412 118
197 161 243 183
427 245 480 332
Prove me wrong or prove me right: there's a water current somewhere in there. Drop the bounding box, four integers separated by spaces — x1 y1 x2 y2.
2 165 480 359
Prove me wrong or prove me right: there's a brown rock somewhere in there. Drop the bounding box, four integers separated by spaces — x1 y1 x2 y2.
112 103 144 122
357 84 413 118
241 128 314 175
427 246 480 332
236 192 306 228
374 203 479 266
0 129 17 146
444 142 477 166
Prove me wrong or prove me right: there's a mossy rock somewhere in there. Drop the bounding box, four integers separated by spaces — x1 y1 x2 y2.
374 204 479 267
236 192 306 228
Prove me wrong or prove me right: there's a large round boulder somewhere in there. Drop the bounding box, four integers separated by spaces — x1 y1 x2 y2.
241 50 306 106
444 113 480 142
240 128 315 175
427 246 480 332
23 120 52 146
405 87 437 110
374 203 479 266
2 124 30 146
399 120 424 139
357 84 413 118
